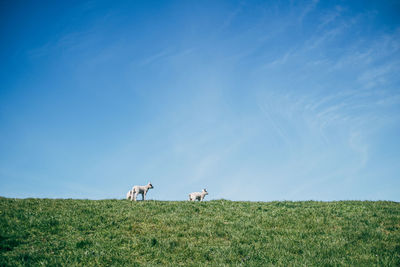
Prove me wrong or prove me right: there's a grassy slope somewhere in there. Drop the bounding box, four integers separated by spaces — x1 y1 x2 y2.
0 198 399 266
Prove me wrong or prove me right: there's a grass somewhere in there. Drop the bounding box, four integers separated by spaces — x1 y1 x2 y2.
1 198 399 266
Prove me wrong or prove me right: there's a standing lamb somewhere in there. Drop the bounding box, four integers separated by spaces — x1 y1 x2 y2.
131 182 154 201
189 189 208 201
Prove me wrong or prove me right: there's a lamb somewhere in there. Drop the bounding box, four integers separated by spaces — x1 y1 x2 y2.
131 182 154 201
189 189 208 201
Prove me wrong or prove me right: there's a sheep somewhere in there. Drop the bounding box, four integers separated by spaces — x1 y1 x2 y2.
131 182 154 201
188 189 208 201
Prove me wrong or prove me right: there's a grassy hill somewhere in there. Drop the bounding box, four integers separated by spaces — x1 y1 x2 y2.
1 198 399 266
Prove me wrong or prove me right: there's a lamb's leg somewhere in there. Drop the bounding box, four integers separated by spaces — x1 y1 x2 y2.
142 192 146 201
133 192 137 201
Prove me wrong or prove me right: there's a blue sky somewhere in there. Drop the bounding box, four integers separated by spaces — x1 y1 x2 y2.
1 0 399 201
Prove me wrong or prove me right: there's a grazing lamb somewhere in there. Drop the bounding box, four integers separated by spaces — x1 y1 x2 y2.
189 189 208 201
131 182 154 201
126 190 133 200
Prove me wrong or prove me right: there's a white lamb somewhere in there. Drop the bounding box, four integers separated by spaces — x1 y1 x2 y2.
131 182 154 201
189 189 208 201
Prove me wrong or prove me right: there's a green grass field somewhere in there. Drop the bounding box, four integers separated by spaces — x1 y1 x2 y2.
1 198 399 266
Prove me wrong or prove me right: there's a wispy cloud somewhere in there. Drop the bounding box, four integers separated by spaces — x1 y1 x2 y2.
357 64 396 89
139 47 196 66
219 3 244 31
141 49 171 65
298 0 319 24
317 5 343 30
265 50 293 67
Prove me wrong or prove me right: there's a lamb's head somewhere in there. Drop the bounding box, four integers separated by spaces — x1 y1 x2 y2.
148 182 154 189
202 189 208 195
